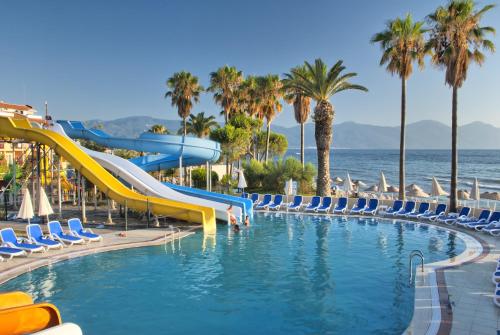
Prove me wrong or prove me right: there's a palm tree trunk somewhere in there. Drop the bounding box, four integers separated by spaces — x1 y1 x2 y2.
224 107 229 124
314 101 333 196
183 118 187 136
300 122 305 168
264 122 271 162
399 78 406 201
450 85 458 212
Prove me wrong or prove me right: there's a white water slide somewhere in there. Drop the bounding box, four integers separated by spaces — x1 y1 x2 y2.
51 124 237 222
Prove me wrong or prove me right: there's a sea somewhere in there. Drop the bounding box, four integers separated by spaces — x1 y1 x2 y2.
285 149 500 193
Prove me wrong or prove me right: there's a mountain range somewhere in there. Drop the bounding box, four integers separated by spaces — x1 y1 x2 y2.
84 116 500 149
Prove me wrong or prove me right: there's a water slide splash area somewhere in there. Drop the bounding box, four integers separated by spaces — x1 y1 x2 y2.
57 120 253 218
50 123 240 222
0 117 216 233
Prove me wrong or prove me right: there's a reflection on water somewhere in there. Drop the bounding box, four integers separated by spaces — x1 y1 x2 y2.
0 214 465 335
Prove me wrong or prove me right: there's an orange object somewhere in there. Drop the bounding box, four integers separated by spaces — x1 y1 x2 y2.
0 303 61 335
0 291 33 310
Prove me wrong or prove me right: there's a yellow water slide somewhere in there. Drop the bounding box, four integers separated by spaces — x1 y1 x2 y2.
0 117 216 233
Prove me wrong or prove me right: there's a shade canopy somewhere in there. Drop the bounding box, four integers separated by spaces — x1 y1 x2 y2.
387 185 399 193
457 190 470 200
470 178 480 201
378 172 388 193
407 188 430 198
17 188 34 220
365 185 378 192
431 177 449 197
333 177 343 184
406 183 424 192
38 187 54 217
481 192 500 201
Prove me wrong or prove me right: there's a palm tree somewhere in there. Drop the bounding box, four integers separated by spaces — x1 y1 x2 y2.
256 75 283 162
283 65 312 168
186 112 219 138
208 66 243 124
148 124 168 134
289 59 367 196
427 0 495 211
165 71 204 136
372 14 427 201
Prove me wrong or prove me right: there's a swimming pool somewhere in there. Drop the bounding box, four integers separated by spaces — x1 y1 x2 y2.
1 213 466 335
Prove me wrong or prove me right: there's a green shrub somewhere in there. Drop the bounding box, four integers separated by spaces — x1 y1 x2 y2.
191 168 219 189
242 159 265 189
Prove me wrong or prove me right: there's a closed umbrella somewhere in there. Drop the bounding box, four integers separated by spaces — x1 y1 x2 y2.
17 188 34 224
237 169 247 191
431 177 449 197
285 178 294 211
38 187 54 221
344 173 354 195
378 172 388 193
470 178 480 208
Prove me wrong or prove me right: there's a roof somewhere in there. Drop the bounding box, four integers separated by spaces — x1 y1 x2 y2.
0 102 33 112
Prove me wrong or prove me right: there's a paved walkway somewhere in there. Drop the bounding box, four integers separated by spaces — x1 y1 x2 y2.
0 226 194 284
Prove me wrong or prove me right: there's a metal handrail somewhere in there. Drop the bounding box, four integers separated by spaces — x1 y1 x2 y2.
409 250 424 285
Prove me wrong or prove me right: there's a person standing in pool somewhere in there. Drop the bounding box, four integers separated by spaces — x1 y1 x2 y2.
244 216 250 227
227 205 237 225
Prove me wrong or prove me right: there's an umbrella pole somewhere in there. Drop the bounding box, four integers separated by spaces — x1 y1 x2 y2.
81 176 87 223
57 157 62 218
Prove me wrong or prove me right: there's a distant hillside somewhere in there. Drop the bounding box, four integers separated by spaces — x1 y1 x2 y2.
83 116 500 149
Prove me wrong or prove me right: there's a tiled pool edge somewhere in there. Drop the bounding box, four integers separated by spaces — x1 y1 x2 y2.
403 226 486 335
0 230 195 285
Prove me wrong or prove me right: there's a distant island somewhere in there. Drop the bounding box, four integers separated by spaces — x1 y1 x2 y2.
84 116 500 150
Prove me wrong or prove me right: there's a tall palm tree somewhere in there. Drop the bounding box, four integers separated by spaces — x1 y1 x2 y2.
186 112 219 138
165 71 204 136
256 75 283 162
427 0 495 211
290 59 367 196
148 124 168 134
208 66 243 124
283 65 312 168
372 14 427 201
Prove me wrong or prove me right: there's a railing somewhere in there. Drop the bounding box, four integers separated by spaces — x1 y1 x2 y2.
409 249 424 285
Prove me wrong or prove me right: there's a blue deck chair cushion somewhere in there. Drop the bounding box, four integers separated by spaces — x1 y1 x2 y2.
49 221 83 243
0 228 43 251
68 218 101 240
27 224 62 247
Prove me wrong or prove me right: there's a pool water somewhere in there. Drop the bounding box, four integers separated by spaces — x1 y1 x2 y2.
1 213 465 335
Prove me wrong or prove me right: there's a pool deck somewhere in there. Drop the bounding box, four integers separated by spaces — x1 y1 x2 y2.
0 225 195 285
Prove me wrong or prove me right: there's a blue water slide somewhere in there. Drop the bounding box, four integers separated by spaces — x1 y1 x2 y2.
164 182 254 218
57 120 221 168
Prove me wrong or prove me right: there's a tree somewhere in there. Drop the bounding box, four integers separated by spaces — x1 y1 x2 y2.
210 125 251 177
372 14 427 201
185 112 219 138
165 71 204 136
208 66 243 124
256 75 283 162
283 65 312 167
148 124 168 134
256 131 288 160
289 59 367 196
427 0 495 211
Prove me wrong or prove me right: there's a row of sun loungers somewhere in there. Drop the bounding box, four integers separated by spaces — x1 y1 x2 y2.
0 218 102 262
245 193 500 236
247 193 379 215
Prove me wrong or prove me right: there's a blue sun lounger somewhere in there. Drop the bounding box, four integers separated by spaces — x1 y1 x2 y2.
407 202 430 219
472 211 500 231
250 193 259 204
255 194 272 210
48 221 85 245
241 193 249 199
0 228 45 254
287 195 303 211
68 218 103 242
350 198 367 214
304 196 321 212
439 207 471 225
316 197 332 213
333 197 348 214
268 195 284 211
396 201 416 217
385 200 404 216
364 199 379 215
0 246 26 260
457 209 490 228
421 203 447 221
26 224 64 250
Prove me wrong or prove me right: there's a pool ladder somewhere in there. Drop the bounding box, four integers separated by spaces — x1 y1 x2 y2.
164 225 181 253
409 250 424 285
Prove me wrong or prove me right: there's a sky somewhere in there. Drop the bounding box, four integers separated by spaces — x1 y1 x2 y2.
1 0 499 128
